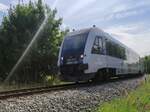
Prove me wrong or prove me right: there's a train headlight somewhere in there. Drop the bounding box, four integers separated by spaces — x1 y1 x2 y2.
80 54 84 59
61 57 63 60
60 57 63 65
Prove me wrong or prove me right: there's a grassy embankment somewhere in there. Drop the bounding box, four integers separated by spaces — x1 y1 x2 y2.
94 76 150 112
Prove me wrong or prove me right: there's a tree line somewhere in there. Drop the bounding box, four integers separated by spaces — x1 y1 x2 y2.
0 0 68 84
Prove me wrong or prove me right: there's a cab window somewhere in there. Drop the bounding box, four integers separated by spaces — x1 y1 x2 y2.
92 36 103 54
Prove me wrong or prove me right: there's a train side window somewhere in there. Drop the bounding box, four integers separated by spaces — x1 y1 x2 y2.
92 36 103 54
106 40 126 59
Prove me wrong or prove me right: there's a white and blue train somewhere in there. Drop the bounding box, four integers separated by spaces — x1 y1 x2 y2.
57 26 143 82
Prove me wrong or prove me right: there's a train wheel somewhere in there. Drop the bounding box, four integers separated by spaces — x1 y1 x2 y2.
101 69 110 81
92 70 104 82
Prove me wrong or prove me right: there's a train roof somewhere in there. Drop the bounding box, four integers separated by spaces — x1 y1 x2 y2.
66 28 91 37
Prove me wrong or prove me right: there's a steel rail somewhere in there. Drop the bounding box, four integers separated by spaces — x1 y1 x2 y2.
0 83 81 100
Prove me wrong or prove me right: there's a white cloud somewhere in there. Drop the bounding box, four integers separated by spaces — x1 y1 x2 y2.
51 0 59 9
112 5 127 13
0 3 8 12
64 0 96 19
111 0 150 13
72 0 150 26
104 24 150 57
105 1 150 20
11 0 39 6
105 8 146 21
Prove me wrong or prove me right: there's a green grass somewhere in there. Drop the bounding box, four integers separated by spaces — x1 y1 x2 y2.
94 76 150 112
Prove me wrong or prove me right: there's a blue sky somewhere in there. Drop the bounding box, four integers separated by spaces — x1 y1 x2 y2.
0 0 150 57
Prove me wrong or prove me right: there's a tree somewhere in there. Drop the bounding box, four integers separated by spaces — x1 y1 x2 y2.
0 0 67 84
143 56 150 74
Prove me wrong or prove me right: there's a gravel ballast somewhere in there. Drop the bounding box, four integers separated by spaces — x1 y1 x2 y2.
0 76 145 112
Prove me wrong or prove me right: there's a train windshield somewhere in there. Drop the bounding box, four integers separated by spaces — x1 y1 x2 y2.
61 33 88 56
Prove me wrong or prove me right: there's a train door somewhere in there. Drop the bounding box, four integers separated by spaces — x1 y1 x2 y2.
91 36 106 71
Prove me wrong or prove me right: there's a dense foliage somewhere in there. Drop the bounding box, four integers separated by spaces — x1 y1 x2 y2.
0 0 67 84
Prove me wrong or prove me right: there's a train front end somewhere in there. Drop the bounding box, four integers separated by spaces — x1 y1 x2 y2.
57 30 90 82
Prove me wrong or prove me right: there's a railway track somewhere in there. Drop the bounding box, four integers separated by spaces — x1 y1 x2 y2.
0 83 83 100
0 75 144 100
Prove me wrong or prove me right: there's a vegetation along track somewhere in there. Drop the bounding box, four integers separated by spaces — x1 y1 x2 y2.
0 75 143 100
